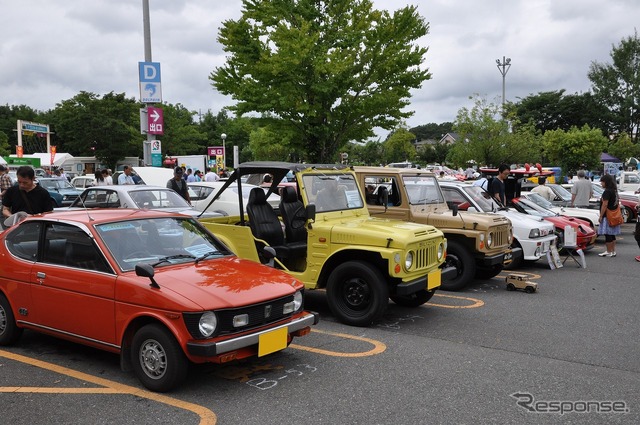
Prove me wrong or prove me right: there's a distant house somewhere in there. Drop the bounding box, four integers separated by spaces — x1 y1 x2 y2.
439 132 459 145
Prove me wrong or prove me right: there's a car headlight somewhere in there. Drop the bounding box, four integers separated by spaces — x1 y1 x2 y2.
529 228 540 238
283 290 304 314
509 228 514 243
199 311 217 337
438 242 445 260
405 251 414 270
486 233 493 248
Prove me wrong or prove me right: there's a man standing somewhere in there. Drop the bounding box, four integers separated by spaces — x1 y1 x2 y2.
571 169 593 207
204 167 219 182
167 166 191 204
490 164 510 205
118 165 135 185
531 176 555 201
2 166 54 218
0 165 13 200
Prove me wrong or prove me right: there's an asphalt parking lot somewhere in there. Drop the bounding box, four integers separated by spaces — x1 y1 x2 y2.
1 223 639 424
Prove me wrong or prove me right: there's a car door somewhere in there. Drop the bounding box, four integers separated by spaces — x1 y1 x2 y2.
361 175 409 221
30 221 118 345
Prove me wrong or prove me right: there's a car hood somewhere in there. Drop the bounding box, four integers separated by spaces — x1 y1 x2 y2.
326 216 443 247
142 256 302 310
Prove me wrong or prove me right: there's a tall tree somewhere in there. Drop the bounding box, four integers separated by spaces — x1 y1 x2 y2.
588 30 640 143
211 0 431 162
382 127 417 164
48 92 141 168
542 125 607 175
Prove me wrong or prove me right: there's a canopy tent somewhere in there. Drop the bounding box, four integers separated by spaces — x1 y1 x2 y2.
8 153 73 167
0 156 6 165
600 152 621 163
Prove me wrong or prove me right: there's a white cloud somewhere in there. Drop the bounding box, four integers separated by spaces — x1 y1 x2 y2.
1 0 637 134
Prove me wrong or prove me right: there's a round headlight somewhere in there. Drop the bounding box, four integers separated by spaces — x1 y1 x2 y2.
486 233 493 248
438 243 445 260
405 251 414 270
509 228 513 243
293 290 303 311
199 311 217 337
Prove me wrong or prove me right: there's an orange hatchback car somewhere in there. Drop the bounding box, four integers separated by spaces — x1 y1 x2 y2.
0 209 318 392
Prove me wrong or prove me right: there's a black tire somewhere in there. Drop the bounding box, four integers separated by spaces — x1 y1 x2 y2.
131 323 189 392
0 294 23 346
525 286 535 294
475 265 503 280
390 289 435 307
326 261 389 327
506 283 515 291
505 240 523 270
440 240 476 291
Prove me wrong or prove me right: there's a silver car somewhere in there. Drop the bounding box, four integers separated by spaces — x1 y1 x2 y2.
65 185 222 219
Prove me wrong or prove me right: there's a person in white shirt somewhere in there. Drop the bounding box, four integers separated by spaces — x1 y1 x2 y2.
204 167 219 182
531 176 555 201
118 165 135 185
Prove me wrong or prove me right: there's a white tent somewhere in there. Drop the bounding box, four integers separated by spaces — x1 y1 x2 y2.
0 156 6 165
8 153 73 167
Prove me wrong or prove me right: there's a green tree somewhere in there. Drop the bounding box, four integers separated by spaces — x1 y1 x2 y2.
382 127 417 164
542 125 607 175
48 91 141 168
409 122 453 141
160 103 206 156
0 131 10 157
211 0 431 163
249 126 292 161
608 132 640 164
588 30 640 143
417 141 450 166
508 90 608 134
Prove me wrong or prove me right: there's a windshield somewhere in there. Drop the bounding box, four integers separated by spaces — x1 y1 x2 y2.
524 192 556 209
513 197 555 217
460 185 502 212
39 179 73 190
302 172 364 212
548 184 571 201
402 175 445 205
129 189 191 209
96 217 227 271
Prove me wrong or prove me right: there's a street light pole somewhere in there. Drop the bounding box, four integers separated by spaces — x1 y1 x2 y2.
221 133 227 171
496 56 511 106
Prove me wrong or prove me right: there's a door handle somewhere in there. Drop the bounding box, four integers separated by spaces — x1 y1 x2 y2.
36 271 46 284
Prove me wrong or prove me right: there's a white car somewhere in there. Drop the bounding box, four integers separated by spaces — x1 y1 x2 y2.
519 192 600 229
64 185 222 219
188 181 281 216
70 175 97 189
439 181 557 269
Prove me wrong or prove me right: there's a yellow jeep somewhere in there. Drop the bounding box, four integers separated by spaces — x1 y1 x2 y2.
198 162 448 327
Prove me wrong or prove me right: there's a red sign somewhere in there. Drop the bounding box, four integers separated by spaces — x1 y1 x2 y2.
147 106 164 135
50 145 57 166
208 146 224 156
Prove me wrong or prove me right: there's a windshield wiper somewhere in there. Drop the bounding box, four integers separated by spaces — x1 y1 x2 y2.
150 254 196 267
195 251 220 264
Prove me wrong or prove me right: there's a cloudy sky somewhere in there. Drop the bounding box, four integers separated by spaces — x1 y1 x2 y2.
1 0 638 138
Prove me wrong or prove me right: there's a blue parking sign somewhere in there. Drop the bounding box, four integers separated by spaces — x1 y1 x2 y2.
138 62 162 103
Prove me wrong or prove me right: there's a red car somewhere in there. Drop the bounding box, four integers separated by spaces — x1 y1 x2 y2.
511 197 597 250
0 209 318 392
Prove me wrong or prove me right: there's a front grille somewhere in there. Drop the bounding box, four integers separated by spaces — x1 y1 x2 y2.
183 294 296 339
413 239 439 270
491 225 510 248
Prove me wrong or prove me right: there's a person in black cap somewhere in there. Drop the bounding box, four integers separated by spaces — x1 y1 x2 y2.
167 166 191 204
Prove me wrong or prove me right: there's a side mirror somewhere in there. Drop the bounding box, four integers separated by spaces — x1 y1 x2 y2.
135 263 160 289
305 204 316 222
446 201 458 216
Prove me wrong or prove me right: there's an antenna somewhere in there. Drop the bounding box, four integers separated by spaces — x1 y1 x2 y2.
76 191 94 222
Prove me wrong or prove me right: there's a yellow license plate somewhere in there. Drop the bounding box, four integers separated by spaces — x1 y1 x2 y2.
427 269 441 290
258 327 288 357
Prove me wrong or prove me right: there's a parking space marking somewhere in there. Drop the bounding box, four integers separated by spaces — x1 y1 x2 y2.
428 293 485 309
290 329 387 357
0 349 217 425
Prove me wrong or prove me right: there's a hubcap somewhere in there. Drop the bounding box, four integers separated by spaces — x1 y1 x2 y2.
0 307 6 334
139 340 167 379
343 278 370 309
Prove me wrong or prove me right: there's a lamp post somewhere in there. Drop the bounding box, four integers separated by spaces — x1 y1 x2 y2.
496 56 511 106
221 133 227 171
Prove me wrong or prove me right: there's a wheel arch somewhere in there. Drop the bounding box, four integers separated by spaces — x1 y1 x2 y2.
120 314 181 373
317 249 389 289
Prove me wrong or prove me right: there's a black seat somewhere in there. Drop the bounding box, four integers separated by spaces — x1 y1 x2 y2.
279 186 307 243
246 188 289 258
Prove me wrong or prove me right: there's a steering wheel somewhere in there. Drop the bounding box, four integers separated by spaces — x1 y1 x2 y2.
289 206 307 230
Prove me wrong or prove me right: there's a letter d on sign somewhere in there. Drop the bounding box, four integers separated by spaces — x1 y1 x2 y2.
143 64 156 80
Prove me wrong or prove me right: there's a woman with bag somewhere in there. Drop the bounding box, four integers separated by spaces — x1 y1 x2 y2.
597 174 622 257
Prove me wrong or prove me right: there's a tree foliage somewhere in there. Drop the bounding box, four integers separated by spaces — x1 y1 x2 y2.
211 0 431 163
382 127 417 164
542 125 607 174
409 122 453 141
588 30 640 143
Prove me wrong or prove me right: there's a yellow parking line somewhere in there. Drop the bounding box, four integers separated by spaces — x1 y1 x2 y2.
0 349 216 425
429 293 485 309
290 328 386 357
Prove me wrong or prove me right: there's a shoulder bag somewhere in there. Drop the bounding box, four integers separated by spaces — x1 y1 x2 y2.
605 194 624 226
